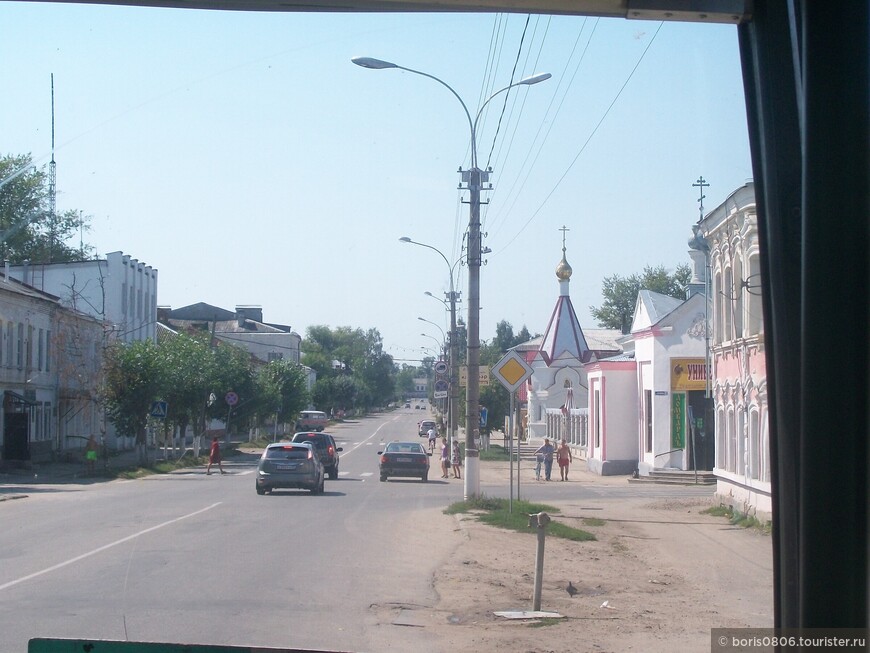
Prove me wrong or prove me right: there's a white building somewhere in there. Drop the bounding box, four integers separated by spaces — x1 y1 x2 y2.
159 302 301 364
0 275 104 464
8 251 158 343
526 241 621 440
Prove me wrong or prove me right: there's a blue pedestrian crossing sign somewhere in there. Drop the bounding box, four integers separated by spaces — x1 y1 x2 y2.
479 406 488 427
150 401 168 419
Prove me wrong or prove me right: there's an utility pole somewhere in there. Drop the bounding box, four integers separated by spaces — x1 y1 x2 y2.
461 165 489 498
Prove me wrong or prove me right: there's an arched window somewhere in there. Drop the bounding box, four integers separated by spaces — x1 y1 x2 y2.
714 269 723 344
734 253 744 339
749 407 761 480
747 253 763 336
726 407 736 473
723 266 733 342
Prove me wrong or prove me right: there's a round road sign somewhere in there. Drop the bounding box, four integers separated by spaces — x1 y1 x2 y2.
434 361 449 375
225 391 239 406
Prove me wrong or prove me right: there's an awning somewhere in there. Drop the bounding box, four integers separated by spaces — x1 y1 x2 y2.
4 390 37 406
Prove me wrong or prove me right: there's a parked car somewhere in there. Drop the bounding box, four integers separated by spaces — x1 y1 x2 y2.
378 441 430 482
404 403 411 408
295 410 328 432
418 419 436 437
291 431 343 479
256 442 324 495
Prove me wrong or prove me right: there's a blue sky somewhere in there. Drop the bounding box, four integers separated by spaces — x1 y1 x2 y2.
1 5 751 362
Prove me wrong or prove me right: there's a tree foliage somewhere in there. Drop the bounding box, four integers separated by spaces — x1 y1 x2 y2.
0 153 93 263
301 325 395 412
590 264 692 334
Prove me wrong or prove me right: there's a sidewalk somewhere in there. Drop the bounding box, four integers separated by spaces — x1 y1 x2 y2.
0 446 193 500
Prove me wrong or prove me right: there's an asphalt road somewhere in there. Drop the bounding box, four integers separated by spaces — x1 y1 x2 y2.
0 410 462 653
0 408 715 653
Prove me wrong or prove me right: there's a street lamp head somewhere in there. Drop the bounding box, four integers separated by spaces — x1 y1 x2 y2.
399 236 412 243
352 56 398 70
519 72 552 85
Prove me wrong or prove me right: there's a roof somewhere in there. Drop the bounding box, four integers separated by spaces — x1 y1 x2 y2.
539 295 590 364
632 290 685 331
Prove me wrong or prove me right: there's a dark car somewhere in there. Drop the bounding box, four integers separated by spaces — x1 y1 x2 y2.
256 442 324 495
291 431 343 479
378 441 430 482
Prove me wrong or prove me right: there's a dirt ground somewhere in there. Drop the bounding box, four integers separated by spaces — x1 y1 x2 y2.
408 460 774 653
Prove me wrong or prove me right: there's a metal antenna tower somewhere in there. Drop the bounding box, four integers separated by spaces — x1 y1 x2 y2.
48 73 57 263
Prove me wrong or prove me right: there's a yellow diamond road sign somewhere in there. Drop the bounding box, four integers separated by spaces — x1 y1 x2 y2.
492 351 534 392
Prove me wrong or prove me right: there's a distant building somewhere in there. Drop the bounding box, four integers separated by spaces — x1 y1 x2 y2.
158 302 311 389
525 240 621 441
7 251 157 343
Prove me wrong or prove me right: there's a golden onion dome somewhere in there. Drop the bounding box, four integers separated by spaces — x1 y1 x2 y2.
556 254 572 280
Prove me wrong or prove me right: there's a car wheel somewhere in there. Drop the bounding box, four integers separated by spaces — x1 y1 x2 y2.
256 484 266 495
328 467 338 480
421 472 428 482
380 474 387 482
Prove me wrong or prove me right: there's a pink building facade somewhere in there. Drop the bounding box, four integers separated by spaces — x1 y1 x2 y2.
698 182 771 518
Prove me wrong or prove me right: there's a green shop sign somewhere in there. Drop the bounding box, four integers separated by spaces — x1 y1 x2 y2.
671 393 686 449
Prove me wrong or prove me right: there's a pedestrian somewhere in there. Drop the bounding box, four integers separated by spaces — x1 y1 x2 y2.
557 439 573 480
206 436 225 475
427 426 438 453
440 437 450 478
85 435 98 475
451 439 461 479
534 438 555 481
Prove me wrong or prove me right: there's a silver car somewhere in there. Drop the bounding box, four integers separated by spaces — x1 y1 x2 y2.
256 442 325 495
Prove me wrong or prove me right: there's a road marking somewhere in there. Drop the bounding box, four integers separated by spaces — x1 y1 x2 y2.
360 472 374 477
0 502 222 592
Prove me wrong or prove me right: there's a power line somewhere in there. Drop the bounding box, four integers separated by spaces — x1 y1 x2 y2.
496 21 664 255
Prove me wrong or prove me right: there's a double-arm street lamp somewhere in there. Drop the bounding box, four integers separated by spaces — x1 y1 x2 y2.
358 57 551 498
401 238 461 458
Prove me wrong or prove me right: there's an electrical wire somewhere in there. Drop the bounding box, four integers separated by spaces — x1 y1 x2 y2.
495 21 665 256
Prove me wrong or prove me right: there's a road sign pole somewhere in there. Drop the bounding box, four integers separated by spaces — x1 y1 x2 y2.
509 390 515 513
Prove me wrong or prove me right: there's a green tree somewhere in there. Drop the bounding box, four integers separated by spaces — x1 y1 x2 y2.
103 339 162 462
301 324 394 412
0 153 93 263
256 359 310 432
590 264 692 334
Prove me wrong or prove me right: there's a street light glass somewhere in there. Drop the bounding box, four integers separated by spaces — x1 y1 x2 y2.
351 56 397 70
519 72 552 85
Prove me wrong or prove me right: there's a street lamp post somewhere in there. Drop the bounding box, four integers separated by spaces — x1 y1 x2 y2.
359 57 551 498
402 240 461 458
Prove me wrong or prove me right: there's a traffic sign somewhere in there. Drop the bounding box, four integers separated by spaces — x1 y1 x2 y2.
225 392 239 406
492 351 534 392
459 366 490 386
150 401 168 419
479 406 488 427
434 360 449 375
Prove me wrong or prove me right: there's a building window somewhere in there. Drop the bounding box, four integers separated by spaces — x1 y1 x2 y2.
121 283 127 315
749 407 760 481
17 323 24 368
723 267 733 342
45 330 51 372
593 389 601 448
27 325 33 371
6 322 13 367
726 407 736 473
734 256 744 339
38 328 44 371
747 254 763 336
267 352 283 362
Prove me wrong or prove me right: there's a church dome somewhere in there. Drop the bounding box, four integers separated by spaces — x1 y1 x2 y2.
556 254 572 280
